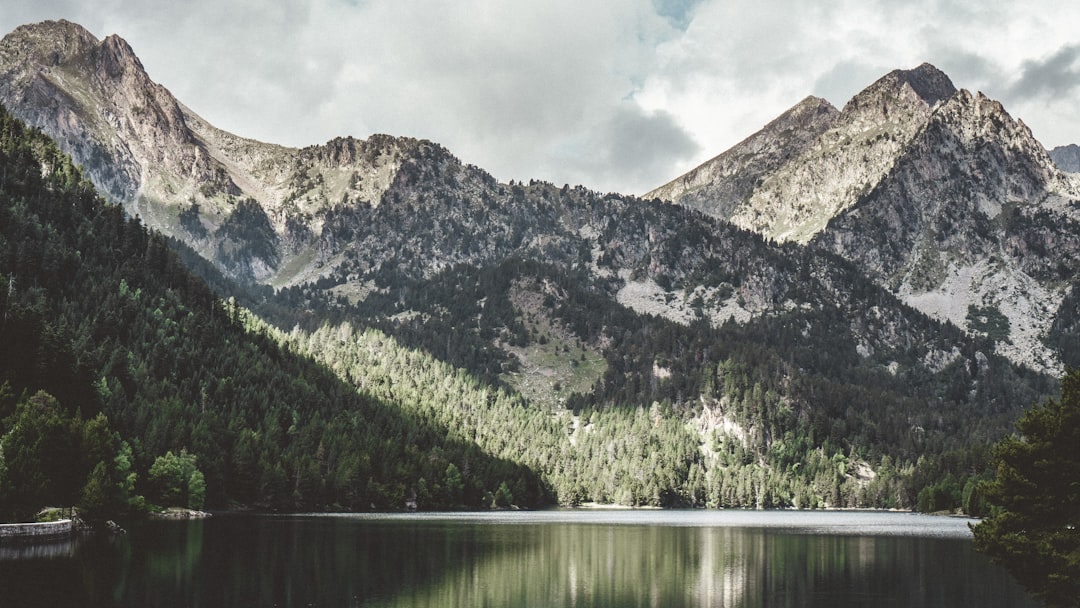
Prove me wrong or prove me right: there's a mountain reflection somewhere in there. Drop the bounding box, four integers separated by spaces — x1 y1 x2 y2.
0 512 1042 607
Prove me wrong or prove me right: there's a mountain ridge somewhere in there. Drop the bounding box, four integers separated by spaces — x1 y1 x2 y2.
0 20 460 286
649 63 960 243
0 20 1067 513
649 62 1080 373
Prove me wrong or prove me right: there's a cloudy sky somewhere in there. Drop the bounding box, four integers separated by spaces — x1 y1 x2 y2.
3 1 1080 194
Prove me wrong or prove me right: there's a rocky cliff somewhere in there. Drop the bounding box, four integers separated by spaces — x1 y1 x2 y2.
2 20 1070 382
0 20 437 285
651 62 1080 373
649 63 959 243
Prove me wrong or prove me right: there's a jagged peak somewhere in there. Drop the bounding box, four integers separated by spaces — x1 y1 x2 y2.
1 19 100 65
703 95 837 163
844 63 958 113
791 94 838 113
892 62 957 106
1 20 149 84
934 88 1026 135
299 133 452 166
774 95 839 125
5 19 98 44
97 32 146 77
1049 144 1080 173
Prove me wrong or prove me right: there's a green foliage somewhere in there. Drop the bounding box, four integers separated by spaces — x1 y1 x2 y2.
178 201 208 239
0 392 82 520
492 481 513 508
1047 277 1080 369
147 450 203 509
188 469 206 511
79 461 118 522
0 99 1054 519
0 390 132 523
0 103 545 513
916 476 961 513
444 463 464 506
961 473 992 518
972 369 1080 607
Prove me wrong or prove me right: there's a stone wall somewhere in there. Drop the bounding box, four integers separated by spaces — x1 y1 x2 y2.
0 519 73 540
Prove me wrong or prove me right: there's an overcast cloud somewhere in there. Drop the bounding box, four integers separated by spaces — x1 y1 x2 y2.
3 0 1079 195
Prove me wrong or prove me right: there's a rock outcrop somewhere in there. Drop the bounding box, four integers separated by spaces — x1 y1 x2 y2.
651 63 1080 372
0 20 435 284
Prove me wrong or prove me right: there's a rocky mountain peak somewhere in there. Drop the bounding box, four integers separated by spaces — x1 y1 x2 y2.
0 19 98 67
815 84 1080 374
0 19 206 205
787 95 839 120
722 64 955 243
893 62 957 106
653 63 964 245
644 95 838 216
96 33 145 79
647 61 1080 372
844 63 956 114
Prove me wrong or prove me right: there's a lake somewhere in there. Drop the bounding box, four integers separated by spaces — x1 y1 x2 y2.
0 510 1041 607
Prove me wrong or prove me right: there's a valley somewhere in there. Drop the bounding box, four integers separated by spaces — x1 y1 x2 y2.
1 19 1077 517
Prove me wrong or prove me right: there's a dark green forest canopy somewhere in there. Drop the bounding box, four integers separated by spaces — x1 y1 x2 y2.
972 368 1080 607
0 104 546 517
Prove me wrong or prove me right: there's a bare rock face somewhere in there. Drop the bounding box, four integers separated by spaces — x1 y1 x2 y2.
645 95 839 219
652 64 958 244
653 61 1080 373
1049 144 1080 173
814 89 1080 373
0 20 435 285
5 21 1080 375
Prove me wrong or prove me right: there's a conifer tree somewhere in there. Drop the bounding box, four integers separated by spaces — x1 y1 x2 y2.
972 369 1080 607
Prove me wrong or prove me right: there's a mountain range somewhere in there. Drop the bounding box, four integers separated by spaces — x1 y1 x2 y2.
2 19 1076 512
648 63 1080 375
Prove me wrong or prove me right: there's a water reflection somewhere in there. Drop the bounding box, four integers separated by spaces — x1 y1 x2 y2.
0 512 1043 607
0 536 78 561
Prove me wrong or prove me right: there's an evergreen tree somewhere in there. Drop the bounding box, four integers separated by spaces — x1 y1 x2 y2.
972 369 1080 607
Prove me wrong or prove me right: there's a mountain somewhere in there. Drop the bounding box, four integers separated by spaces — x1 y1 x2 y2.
648 63 960 243
0 20 440 285
651 63 1080 374
1049 144 1080 173
0 104 546 514
645 95 840 220
813 89 1080 373
0 21 1061 512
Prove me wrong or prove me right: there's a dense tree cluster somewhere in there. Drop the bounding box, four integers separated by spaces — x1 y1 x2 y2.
972 368 1080 607
0 102 1058 521
263 250 1046 510
0 105 541 518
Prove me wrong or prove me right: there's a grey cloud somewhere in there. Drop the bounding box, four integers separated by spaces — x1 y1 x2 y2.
1008 44 1080 100
565 105 700 194
931 49 999 85
811 60 894 107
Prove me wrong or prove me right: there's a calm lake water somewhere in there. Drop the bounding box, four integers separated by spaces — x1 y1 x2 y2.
0 510 1041 607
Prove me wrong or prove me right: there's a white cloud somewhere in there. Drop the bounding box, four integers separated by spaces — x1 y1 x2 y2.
638 0 1080 182
3 0 1080 195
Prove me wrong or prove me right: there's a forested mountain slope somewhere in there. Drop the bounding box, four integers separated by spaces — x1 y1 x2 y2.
0 20 1063 514
0 105 546 515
